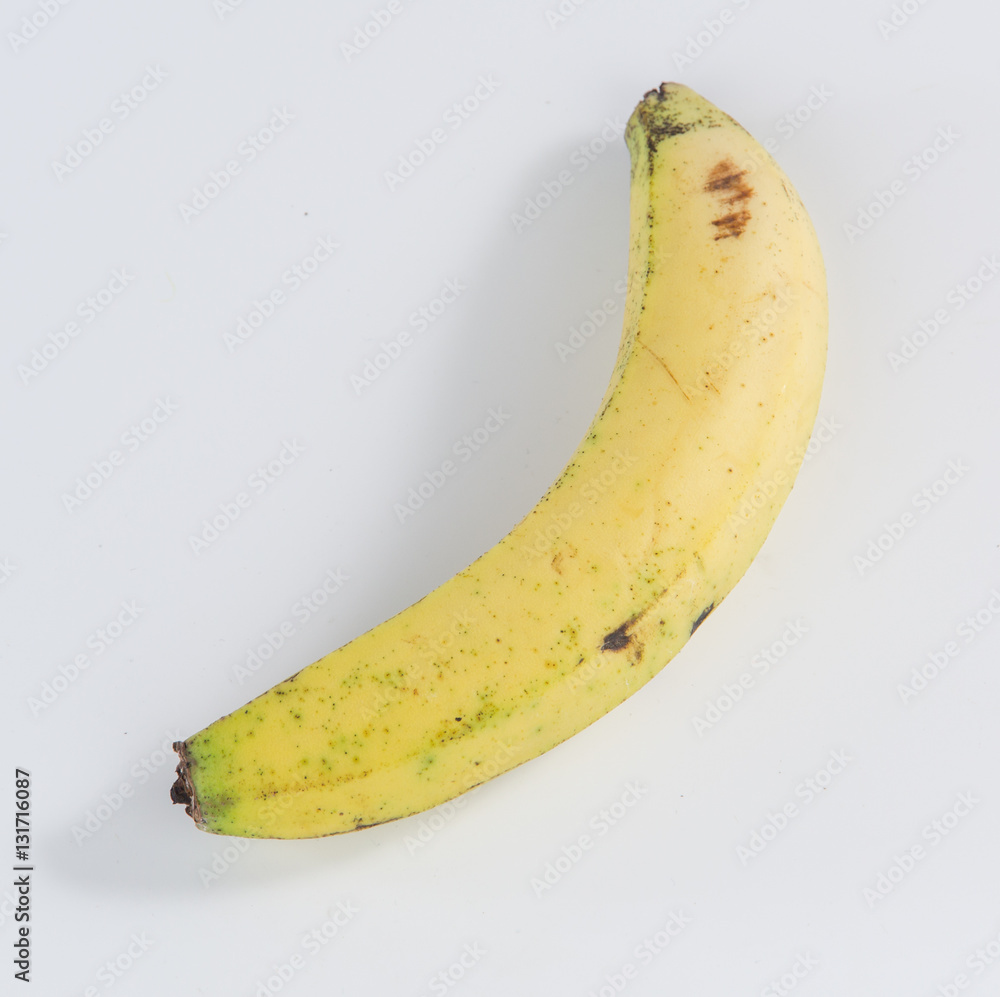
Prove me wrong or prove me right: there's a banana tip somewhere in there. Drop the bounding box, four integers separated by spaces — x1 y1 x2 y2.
170 740 204 826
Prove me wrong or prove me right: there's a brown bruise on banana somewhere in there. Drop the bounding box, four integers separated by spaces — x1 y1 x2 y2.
705 158 753 240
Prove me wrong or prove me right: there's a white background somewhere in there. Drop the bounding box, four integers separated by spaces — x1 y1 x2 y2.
2 0 999 994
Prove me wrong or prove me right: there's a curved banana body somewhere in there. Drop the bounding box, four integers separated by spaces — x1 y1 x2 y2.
171 83 827 838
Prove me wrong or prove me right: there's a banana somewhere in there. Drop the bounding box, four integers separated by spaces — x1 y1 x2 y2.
171 82 827 838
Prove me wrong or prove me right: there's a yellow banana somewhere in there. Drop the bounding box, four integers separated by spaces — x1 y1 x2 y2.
171 82 828 838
